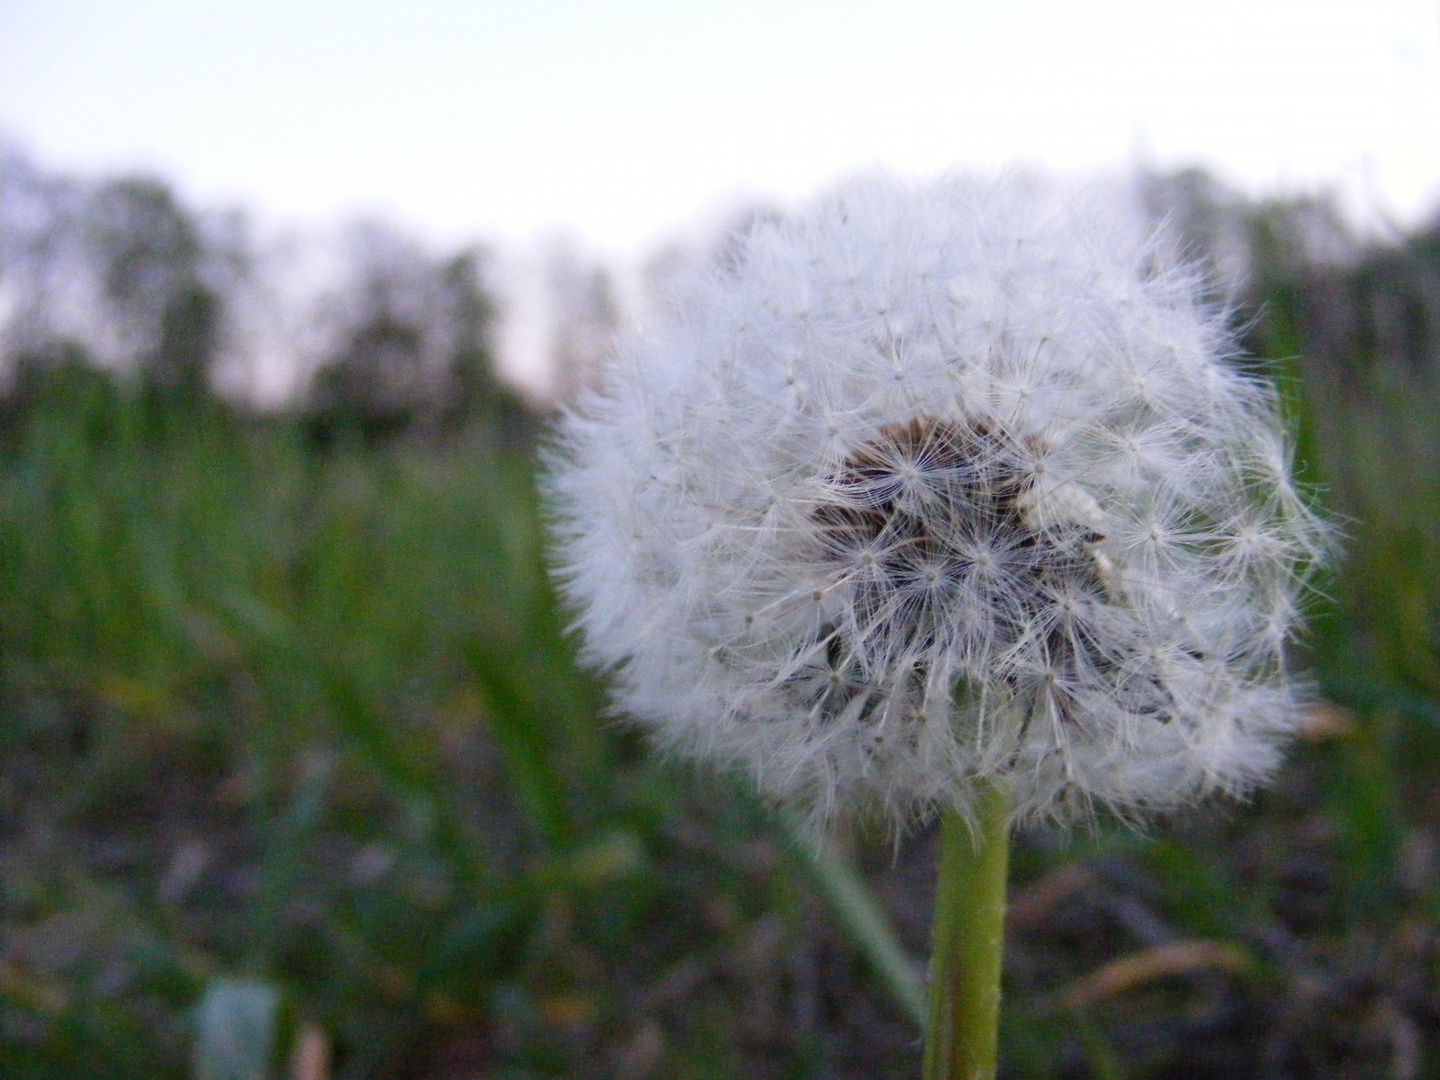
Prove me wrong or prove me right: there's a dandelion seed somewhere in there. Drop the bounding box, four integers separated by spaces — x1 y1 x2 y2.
546 172 1328 833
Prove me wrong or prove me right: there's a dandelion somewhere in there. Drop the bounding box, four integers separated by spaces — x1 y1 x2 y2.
549 171 1323 827
545 172 1327 1078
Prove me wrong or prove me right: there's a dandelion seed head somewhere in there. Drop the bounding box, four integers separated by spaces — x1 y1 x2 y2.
546 171 1329 832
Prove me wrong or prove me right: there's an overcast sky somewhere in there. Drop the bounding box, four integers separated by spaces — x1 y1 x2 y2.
4 1 1440 261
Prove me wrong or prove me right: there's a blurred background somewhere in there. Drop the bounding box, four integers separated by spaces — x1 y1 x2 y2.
1 3 1438 1078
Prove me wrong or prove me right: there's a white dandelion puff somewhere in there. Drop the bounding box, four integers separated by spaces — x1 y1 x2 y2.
545 172 1329 832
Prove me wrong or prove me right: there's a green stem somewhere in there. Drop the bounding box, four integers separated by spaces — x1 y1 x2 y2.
923 779 1012 1080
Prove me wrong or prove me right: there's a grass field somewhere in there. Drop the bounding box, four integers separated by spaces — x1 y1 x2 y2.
2 207 1438 1078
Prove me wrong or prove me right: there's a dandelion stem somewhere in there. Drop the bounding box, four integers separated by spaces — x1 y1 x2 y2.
923 778 1011 1080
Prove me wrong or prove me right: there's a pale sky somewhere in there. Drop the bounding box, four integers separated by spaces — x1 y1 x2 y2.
4 1 1440 261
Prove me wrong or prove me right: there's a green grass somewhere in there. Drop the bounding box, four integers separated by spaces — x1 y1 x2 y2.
0 366 925 1078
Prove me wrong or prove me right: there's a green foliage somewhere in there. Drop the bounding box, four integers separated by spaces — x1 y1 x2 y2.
0 372 921 1077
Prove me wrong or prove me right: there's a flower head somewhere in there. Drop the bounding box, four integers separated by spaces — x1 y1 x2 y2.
547 173 1327 830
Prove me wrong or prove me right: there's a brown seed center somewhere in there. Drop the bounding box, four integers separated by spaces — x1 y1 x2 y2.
792 416 1115 728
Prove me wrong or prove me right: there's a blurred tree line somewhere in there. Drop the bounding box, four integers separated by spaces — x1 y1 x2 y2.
6 143 1436 456
0 144 535 444
1139 166 1440 382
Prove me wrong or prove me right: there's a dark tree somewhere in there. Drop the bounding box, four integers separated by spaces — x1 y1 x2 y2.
301 221 520 446
0 147 243 405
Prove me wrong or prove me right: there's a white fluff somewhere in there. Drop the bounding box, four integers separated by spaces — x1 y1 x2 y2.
546 172 1328 831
